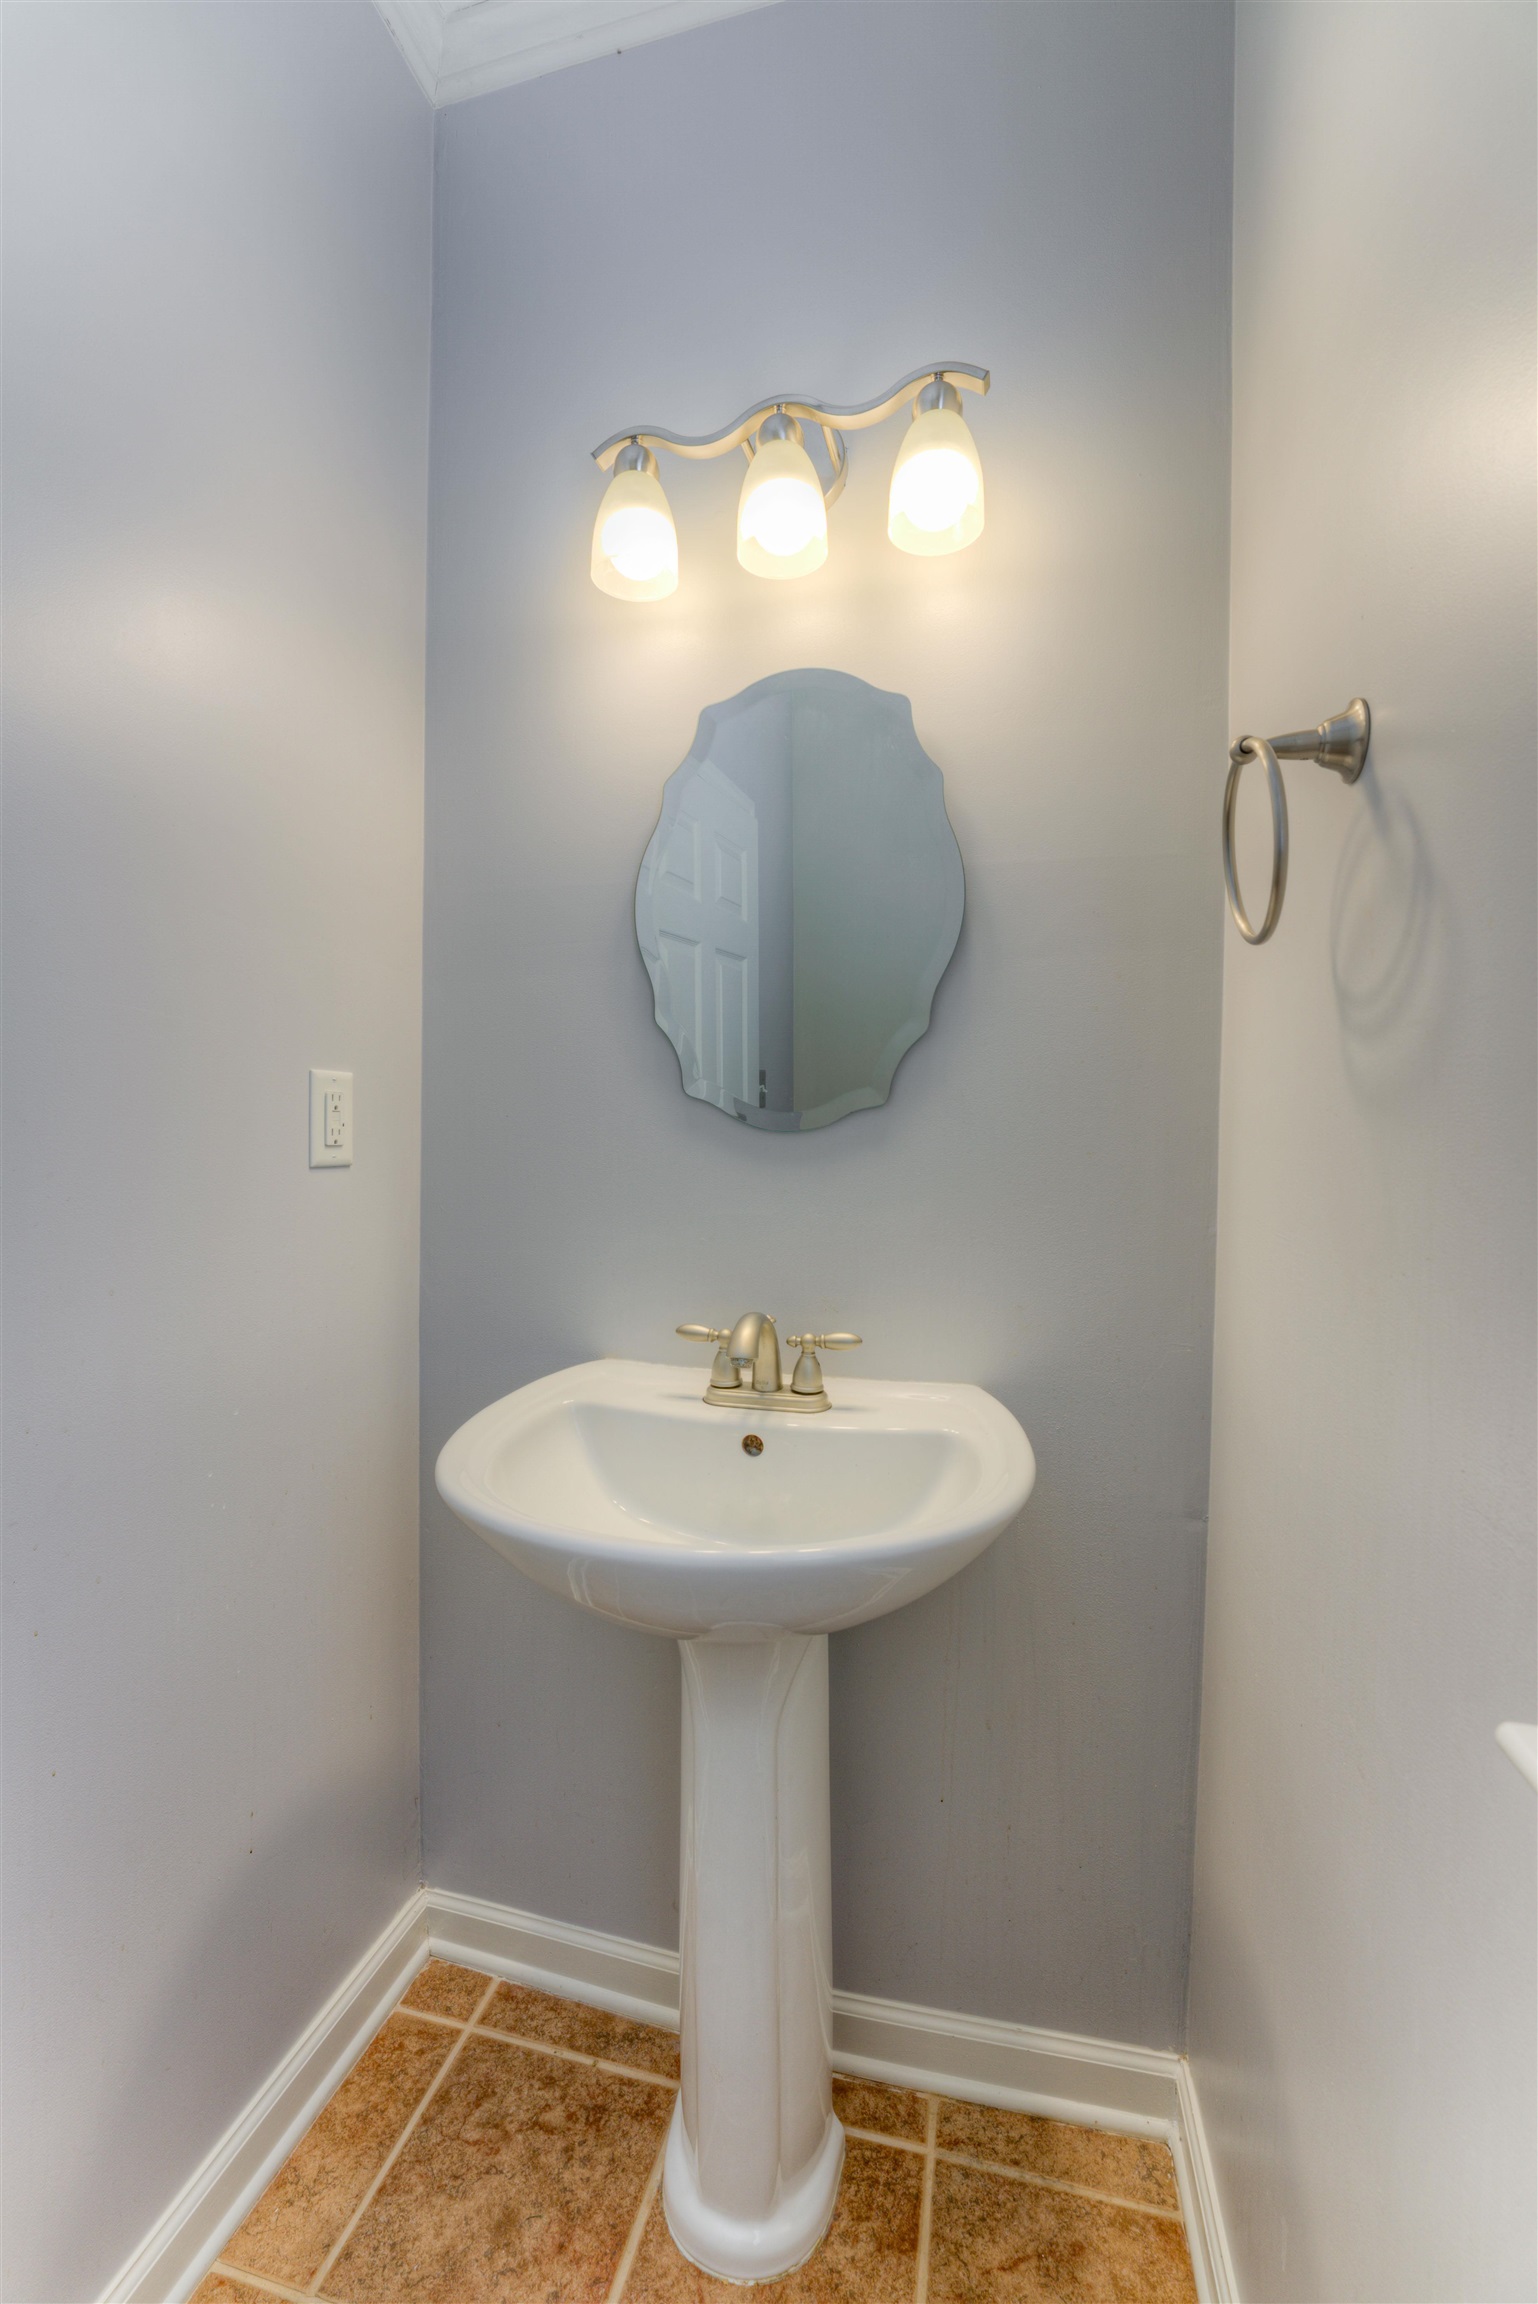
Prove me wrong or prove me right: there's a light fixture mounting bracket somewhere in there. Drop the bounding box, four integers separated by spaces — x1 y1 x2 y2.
590 363 991 474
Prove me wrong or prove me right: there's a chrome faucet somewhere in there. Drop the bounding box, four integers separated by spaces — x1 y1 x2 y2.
675 1314 862 1413
727 1310 781 1394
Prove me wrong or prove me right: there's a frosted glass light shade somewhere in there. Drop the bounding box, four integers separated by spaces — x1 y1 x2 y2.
737 435 828 581
592 464 678 600
888 404 985 557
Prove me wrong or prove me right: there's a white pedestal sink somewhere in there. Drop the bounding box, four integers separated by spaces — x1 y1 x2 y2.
436 1358 1034 2280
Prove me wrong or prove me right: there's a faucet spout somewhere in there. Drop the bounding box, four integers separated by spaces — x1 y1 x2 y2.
727 1311 781 1394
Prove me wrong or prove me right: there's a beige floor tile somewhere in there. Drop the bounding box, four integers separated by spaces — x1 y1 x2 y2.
830 2074 928 2144
927 2160 1197 2304
402 1961 496 2021
224 2014 454 2286
935 2098 1179 2211
322 2033 670 2304
480 1980 680 2080
625 2136 922 2304
190 2277 283 2304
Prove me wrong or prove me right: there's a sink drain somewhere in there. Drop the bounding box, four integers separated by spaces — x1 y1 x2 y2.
742 1434 764 1456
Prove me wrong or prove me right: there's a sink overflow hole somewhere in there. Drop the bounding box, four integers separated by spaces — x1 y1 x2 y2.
742 1434 764 1456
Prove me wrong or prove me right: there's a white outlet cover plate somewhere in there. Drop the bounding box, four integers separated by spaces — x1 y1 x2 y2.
309 1069 353 1168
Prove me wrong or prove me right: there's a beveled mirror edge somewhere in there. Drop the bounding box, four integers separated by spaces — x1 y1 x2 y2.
634 667 965 1131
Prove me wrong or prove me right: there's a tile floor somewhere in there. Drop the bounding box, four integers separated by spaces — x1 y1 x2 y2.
193 1961 1198 2304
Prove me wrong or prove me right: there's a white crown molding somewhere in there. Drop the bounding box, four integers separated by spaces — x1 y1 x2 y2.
374 0 782 108
105 1883 1239 2304
374 1 445 101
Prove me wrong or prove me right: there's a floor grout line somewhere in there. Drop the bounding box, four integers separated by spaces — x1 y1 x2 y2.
460 2018 679 2089
208 2268 318 2304
392 2004 463 2031
913 2094 938 2304
302 1973 503 2295
605 2131 668 2304
841 2122 1182 2224
842 2123 927 2156
396 1989 679 2090
930 2146 1184 2222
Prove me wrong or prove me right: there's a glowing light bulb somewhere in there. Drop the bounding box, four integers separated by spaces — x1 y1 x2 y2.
591 447 678 601
602 502 674 584
895 444 976 532
737 415 828 581
742 473 823 558
888 391 984 558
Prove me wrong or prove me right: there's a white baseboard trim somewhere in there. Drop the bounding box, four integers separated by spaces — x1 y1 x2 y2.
100 1889 431 2304
1173 2055 1242 2304
423 1885 679 2029
106 1884 1238 2304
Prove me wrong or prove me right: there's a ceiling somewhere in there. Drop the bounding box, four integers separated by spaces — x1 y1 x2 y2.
374 0 782 107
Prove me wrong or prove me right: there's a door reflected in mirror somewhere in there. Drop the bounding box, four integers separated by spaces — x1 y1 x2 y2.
636 669 964 1131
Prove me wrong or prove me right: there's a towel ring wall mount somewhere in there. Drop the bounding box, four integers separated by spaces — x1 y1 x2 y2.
1223 698 1371 944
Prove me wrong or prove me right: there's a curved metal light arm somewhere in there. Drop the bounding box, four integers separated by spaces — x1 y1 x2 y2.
817 423 849 507
591 363 990 472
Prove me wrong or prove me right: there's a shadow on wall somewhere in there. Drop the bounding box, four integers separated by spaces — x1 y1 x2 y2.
1330 773 1453 1103
51 1764 413 2301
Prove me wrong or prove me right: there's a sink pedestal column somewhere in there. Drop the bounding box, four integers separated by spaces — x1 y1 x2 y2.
663 1632 844 2280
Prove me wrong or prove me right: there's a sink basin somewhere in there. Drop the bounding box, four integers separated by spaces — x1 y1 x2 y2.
436 1354 1034 2282
435 1357 1033 1639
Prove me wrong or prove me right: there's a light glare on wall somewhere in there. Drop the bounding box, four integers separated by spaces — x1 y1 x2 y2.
589 365 989 601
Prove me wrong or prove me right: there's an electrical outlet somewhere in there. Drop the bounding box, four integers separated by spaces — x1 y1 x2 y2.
309 1069 352 1167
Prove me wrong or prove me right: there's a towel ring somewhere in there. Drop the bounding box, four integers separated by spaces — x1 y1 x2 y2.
1223 737 1288 944
1222 699 1371 946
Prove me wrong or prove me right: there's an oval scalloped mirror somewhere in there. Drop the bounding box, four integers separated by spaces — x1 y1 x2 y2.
635 668 964 1131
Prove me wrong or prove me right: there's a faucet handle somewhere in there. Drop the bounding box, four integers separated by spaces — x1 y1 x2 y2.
784 1332 861 1398
676 1323 739 1389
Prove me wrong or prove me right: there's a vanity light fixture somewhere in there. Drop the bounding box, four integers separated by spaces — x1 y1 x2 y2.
590 363 989 599
888 379 985 556
736 412 828 579
590 441 679 600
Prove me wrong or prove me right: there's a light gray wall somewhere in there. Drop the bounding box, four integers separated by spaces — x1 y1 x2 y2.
1 8 432 2297
1188 7 1537 2298
421 0 1231 2049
